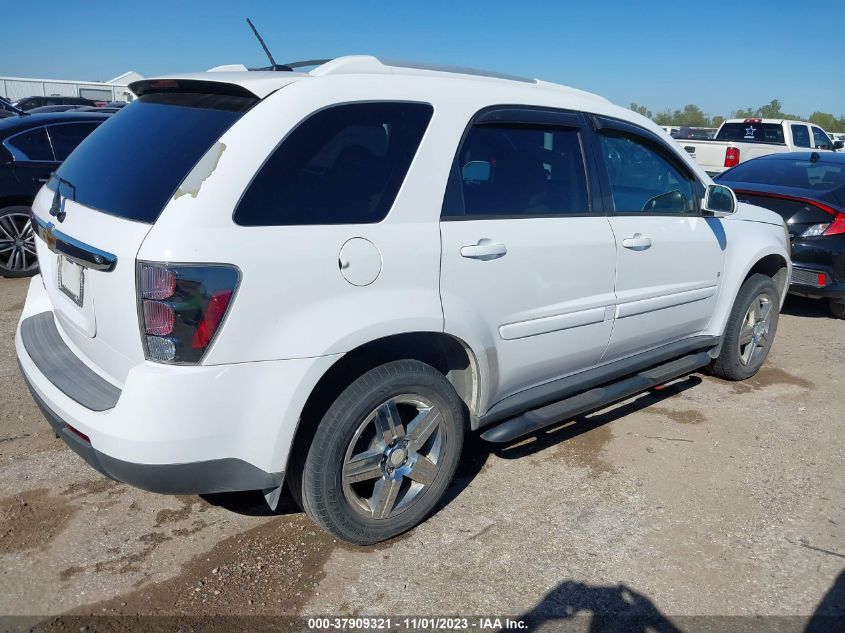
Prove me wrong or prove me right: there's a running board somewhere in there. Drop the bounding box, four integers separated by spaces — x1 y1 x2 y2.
480 351 711 444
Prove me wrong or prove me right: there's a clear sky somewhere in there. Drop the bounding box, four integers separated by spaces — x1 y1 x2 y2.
4 0 844 117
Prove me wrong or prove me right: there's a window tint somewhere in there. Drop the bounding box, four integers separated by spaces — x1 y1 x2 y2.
442 124 589 217
598 132 695 214
812 127 832 148
717 122 785 143
718 158 845 191
235 102 432 226
48 122 102 160
7 127 54 161
792 125 811 148
53 95 250 223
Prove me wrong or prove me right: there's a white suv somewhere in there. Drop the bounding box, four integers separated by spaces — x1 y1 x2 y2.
16 56 790 544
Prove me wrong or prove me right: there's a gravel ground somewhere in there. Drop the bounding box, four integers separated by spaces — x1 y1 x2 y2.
0 275 842 632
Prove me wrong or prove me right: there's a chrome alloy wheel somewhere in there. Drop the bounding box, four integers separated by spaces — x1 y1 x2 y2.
342 394 447 520
738 293 773 367
0 212 37 273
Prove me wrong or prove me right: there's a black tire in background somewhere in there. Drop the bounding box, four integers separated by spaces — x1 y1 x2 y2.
0 206 39 278
830 299 845 320
295 360 465 545
710 273 780 381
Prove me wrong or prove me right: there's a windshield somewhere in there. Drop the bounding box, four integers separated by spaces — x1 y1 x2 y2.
49 92 253 223
719 158 845 191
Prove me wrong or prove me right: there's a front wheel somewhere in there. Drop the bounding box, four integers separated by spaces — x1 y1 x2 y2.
297 360 465 545
710 273 780 381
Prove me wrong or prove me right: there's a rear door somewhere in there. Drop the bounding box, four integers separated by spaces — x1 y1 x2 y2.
439 108 617 406
590 116 725 360
6 125 59 192
30 85 257 384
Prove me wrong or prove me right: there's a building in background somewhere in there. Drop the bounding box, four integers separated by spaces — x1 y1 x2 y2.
0 71 143 103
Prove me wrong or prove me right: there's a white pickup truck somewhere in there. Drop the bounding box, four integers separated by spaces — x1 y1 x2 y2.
677 118 842 175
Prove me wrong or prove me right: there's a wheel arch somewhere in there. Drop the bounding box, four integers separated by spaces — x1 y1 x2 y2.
743 253 790 303
284 331 481 476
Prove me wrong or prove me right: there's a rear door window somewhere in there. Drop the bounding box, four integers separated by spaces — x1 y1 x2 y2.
235 102 433 226
6 127 54 161
792 125 811 148
47 122 102 160
717 123 785 144
598 132 696 214
441 124 589 217
51 92 252 223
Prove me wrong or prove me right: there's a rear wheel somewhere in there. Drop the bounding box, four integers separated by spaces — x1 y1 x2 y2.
297 360 464 544
710 274 780 381
0 206 38 278
830 299 845 320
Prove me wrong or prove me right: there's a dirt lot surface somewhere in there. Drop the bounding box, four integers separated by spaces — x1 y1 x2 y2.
0 275 843 631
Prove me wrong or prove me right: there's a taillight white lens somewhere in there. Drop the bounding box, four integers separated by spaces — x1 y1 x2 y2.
801 223 831 238
142 300 175 336
140 264 176 300
146 336 176 362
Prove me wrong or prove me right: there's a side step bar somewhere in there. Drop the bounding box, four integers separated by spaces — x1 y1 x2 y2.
480 351 711 444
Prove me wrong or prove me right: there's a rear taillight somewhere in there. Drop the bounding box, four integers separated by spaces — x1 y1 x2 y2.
138 262 239 364
800 212 845 238
724 147 741 168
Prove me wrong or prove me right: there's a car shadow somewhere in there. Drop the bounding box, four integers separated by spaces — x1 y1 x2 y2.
514 579 682 632
204 375 701 519
440 375 702 508
781 295 833 319
805 568 845 633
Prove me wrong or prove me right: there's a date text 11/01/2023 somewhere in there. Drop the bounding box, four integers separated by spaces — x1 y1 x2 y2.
306 617 528 630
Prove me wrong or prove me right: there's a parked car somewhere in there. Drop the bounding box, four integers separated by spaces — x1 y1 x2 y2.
0 112 110 276
15 56 790 544
717 151 845 318
671 126 716 140
26 105 81 114
0 97 24 119
678 118 841 175
11 96 96 111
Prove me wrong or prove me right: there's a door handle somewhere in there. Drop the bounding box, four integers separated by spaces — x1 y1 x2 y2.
460 239 507 260
622 234 652 251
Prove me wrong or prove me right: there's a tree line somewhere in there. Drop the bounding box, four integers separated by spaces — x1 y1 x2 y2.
629 99 845 132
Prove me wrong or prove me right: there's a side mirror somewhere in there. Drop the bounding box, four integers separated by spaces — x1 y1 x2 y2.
462 160 492 183
702 184 737 216
834 140 844 150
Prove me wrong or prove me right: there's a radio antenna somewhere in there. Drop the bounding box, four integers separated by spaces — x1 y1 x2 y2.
246 18 291 71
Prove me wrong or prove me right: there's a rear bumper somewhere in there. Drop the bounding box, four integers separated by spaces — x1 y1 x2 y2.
21 369 282 494
15 275 341 494
789 237 845 301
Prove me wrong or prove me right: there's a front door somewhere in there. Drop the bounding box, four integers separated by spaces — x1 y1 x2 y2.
592 120 725 360
439 109 618 410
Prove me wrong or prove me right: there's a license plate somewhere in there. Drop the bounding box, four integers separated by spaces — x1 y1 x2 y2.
58 255 85 307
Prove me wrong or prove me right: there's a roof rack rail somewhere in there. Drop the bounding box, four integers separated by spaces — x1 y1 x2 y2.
308 55 537 83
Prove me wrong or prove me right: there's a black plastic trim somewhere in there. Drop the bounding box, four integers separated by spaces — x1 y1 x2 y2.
475 335 720 430
481 351 712 443
20 312 121 411
20 366 283 495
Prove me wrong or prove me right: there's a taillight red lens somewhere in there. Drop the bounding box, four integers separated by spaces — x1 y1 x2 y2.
138 263 239 364
817 273 828 286
192 290 234 349
724 147 741 168
823 212 845 237
142 300 175 336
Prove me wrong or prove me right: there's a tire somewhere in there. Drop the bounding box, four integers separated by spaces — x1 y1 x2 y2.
830 299 845 320
0 205 39 278
296 360 465 544
710 273 780 381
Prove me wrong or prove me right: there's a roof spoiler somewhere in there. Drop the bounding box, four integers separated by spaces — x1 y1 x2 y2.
129 78 259 99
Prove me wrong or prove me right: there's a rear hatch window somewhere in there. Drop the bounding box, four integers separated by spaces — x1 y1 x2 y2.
716 123 785 144
49 84 257 223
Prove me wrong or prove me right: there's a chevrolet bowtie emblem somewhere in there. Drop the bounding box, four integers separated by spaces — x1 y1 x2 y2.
49 188 66 223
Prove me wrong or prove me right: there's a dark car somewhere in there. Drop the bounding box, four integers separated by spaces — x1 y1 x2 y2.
0 112 110 277
716 151 845 318
11 96 96 111
0 97 24 119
